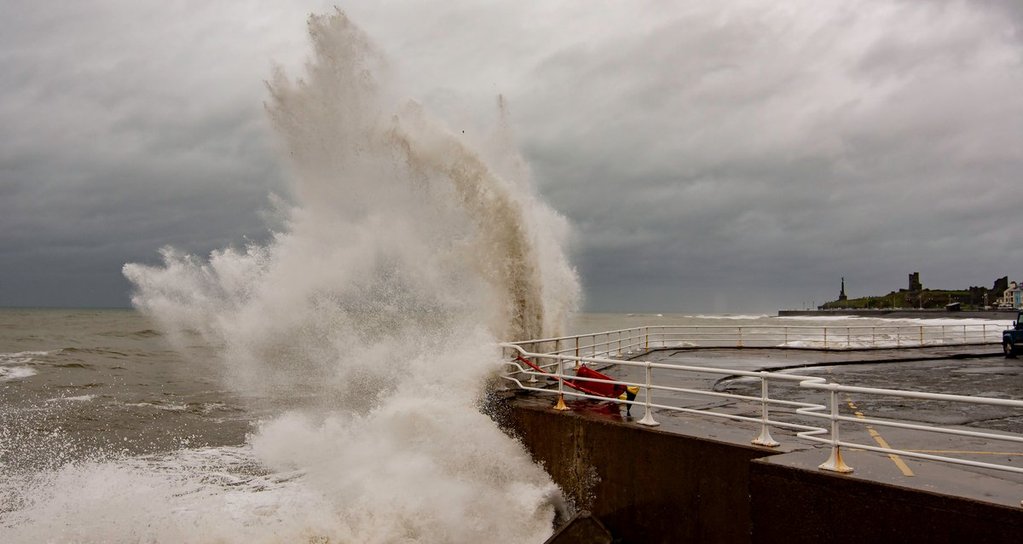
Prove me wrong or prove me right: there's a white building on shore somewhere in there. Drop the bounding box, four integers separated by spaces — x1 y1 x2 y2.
1000 281 1022 309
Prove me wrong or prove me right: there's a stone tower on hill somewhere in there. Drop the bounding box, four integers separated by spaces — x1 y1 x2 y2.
909 272 922 292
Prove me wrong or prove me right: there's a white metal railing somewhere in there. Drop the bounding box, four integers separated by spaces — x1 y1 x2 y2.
508 324 1002 360
500 336 1023 481
794 382 1023 475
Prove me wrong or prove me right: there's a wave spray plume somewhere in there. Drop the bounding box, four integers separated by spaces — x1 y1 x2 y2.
5 9 579 543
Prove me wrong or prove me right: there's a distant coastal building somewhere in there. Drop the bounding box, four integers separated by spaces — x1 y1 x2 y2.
1000 281 1022 309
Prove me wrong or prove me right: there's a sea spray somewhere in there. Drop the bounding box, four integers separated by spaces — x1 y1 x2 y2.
2 8 580 543
123 6 579 393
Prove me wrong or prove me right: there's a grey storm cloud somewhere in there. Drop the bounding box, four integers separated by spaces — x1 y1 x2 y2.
2 0 1022 312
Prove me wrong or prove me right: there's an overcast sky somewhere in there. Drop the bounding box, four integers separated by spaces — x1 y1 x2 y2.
2 0 1023 313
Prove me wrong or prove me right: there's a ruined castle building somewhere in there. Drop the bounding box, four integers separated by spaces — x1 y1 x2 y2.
909 272 922 292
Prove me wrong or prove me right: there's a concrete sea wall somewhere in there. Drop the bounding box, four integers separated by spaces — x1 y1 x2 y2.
505 398 1023 543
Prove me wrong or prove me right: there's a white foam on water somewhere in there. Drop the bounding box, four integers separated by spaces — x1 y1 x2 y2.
0 367 37 382
2 391 560 543
156 403 187 412
123 401 189 412
0 9 580 543
776 315 892 322
689 314 772 320
880 317 1013 327
0 352 52 381
0 351 51 365
45 395 97 403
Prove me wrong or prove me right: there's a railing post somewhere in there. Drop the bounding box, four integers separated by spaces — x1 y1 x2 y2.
638 362 659 426
575 336 580 358
847 327 851 349
752 372 779 447
527 353 538 383
645 329 649 351
784 327 788 347
553 356 569 411
618 332 622 356
871 327 876 348
819 387 853 473
737 327 743 348
919 326 924 347
823 327 828 349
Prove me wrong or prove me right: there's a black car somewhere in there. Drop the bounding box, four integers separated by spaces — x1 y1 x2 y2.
1003 310 1023 357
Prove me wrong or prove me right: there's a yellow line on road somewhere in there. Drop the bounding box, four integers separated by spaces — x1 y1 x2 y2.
867 428 915 476
847 401 915 477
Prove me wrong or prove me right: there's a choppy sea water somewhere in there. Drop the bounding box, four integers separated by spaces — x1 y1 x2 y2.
0 308 564 542
0 308 252 461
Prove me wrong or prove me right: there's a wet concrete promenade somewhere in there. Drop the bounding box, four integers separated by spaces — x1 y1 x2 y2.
510 344 1023 525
